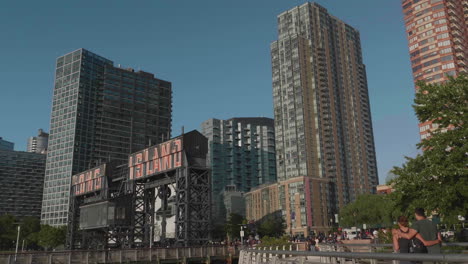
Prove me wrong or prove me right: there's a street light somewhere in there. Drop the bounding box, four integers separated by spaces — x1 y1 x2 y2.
240 225 245 245
14 225 21 262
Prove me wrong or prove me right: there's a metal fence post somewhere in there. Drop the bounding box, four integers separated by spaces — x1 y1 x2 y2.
270 256 278 264
370 245 377 264
255 252 261 264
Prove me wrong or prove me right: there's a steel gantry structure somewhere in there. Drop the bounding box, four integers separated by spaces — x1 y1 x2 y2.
66 130 211 249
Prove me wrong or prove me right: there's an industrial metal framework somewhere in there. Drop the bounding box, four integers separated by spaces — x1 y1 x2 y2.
175 167 211 246
66 131 211 249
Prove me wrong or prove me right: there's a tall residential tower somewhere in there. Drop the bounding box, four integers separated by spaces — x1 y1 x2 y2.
402 0 467 139
269 2 378 232
41 49 172 225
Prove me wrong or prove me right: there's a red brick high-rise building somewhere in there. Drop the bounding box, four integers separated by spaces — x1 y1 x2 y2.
269 2 379 233
401 0 467 140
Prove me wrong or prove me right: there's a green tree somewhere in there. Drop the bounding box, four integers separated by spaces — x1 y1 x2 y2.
0 214 17 250
19 217 41 250
211 223 227 241
260 236 291 247
256 212 286 238
391 75 468 224
225 213 244 240
36 225 67 250
339 194 396 228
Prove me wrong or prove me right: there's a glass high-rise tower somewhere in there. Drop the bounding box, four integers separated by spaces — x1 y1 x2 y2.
0 150 46 219
201 118 276 221
41 49 172 225
0 137 14 150
271 2 378 230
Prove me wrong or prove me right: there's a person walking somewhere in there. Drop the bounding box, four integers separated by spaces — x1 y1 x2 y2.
392 216 440 253
308 237 317 251
396 208 442 254
393 216 440 264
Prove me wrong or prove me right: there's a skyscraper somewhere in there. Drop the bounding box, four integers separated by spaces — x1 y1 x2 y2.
27 129 49 153
402 0 467 140
200 117 276 220
270 2 378 231
0 137 14 150
0 149 46 219
42 49 172 225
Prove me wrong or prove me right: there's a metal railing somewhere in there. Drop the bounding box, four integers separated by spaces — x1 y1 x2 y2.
239 243 468 264
0 245 235 264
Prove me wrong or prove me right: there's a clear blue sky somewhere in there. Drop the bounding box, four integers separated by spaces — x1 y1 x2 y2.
0 0 420 183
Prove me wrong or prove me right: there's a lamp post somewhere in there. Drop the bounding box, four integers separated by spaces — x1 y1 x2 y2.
240 225 244 245
14 225 21 262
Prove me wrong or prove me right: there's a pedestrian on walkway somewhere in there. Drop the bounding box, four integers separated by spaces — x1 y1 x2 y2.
396 208 442 254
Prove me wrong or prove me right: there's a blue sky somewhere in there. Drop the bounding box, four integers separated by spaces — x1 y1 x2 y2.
0 0 420 183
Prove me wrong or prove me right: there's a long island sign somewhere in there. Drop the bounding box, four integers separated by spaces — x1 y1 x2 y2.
128 137 183 180
71 164 106 196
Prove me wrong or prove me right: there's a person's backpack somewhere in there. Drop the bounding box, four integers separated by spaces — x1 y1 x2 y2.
410 238 427 253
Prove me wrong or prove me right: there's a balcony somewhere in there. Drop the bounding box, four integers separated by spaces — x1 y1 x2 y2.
455 52 465 59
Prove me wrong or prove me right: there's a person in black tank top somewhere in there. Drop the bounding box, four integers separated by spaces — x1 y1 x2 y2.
393 216 412 253
398 227 411 253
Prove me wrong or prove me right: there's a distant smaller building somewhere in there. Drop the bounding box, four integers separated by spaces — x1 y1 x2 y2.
376 185 394 195
222 185 245 218
0 137 14 150
245 176 325 237
27 129 49 154
0 150 46 219
245 182 280 222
